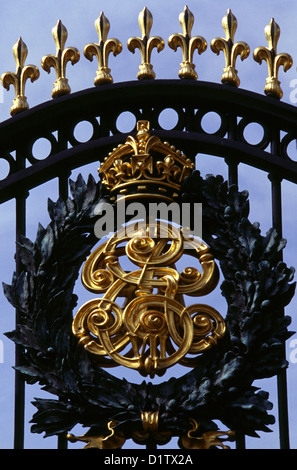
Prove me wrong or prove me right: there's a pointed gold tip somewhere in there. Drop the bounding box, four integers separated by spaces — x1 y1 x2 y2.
84 13 122 85
168 7 207 80
128 8 164 80
211 9 249 87
1 37 39 115
254 18 292 99
42 21 79 98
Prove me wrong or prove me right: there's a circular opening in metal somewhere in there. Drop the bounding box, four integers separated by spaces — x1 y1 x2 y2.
158 108 179 130
73 120 94 143
116 111 137 133
32 137 52 160
0 158 10 180
201 111 222 134
243 122 265 146
286 139 297 162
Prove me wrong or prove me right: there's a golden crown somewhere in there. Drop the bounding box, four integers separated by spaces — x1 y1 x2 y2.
98 120 194 203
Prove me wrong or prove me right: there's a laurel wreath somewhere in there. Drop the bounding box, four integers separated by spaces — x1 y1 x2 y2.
3 170 295 445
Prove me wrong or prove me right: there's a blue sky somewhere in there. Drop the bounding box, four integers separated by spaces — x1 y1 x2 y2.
0 0 297 449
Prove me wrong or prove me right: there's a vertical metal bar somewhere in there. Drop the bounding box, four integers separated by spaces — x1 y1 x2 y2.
14 186 27 448
235 433 246 450
269 127 290 449
57 130 69 450
226 113 244 450
268 172 290 449
227 160 238 187
226 113 239 188
58 130 70 202
13 137 28 449
57 430 68 449
58 174 69 202
226 113 242 450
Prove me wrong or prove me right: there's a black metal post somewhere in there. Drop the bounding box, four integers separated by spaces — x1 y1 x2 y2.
58 174 70 202
57 129 70 450
234 433 246 450
226 113 239 188
269 171 290 449
14 192 26 449
269 126 290 450
226 113 243 450
227 159 238 188
13 137 28 449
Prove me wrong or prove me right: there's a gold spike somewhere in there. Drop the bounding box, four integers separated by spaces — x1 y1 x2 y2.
127 7 165 80
168 6 207 80
210 9 249 87
253 18 292 99
84 12 122 86
1 38 39 116
41 20 80 98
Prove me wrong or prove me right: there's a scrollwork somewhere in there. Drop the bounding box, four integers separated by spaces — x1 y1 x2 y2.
73 220 224 378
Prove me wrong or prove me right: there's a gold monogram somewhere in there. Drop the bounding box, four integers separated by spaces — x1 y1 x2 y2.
72 220 225 378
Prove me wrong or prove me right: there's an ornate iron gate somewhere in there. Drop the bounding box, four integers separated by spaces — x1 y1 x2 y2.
0 6 297 450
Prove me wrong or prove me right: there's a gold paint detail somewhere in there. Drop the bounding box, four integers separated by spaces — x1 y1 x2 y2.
41 20 80 98
99 120 194 202
128 7 165 80
253 18 292 99
168 6 207 80
72 220 224 378
67 413 172 448
180 419 235 449
66 416 235 449
1 38 40 116
210 9 249 87
141 411 159 433
84 12 122 86
132 411 172 446
67 421 125 449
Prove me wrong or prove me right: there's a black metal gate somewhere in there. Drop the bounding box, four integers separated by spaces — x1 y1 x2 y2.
0 5 297 450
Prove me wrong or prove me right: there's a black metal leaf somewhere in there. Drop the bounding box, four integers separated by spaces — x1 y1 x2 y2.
3 171 296 443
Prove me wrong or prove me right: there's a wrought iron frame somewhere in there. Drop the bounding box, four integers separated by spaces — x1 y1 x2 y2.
0 78 296 449
1 80 297 206
1 5 297 451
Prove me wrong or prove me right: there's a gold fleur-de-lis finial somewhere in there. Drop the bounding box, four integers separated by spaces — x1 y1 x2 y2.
168 6 207 80
41 20 80 98
84 12 122 86
210 9 250 87
253 18 293 99
1 38 40 116
127 7 165 80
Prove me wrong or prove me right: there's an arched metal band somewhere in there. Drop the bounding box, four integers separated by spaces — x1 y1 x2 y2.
1 79 297 202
